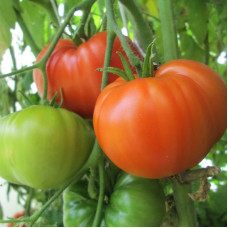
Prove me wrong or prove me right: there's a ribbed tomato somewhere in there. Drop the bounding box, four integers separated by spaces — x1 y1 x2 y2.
0 105 94 189
93 59 227 178
33 31 142 118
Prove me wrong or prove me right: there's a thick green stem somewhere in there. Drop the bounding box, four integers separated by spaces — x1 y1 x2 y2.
158 1 197 226
25 188 34 216
72 0 96 41
119 0 153 53
92 157 105 227
105 0 142 75
50 0 62 27
101 30 116 90
171 180 197 226
158 0 179 61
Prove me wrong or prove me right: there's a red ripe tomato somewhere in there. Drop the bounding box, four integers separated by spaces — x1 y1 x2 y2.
7 211 26 227
93 59 227 179
33 31 142 118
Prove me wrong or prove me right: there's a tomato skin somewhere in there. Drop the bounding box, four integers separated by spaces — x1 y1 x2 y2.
93 59 227 178
155 59 227 142
0 106 95 189
33 31 142 118
105 173 166 227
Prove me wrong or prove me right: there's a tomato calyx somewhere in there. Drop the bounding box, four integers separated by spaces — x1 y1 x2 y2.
97 51 135 82
142 42 155 78
98 42 157 81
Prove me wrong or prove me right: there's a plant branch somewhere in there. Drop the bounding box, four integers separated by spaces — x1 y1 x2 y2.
13 7 41 56
92 157 105 227
100 30 116 90
50 0 61 26
105 0 142 75
72 0 96 41
171 180 198 226
157 0 179 61
175 166 221 184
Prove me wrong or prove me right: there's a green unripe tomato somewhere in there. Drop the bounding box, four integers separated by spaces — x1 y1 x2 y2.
0 105 95 189
63 181 98 227
105 173 166 227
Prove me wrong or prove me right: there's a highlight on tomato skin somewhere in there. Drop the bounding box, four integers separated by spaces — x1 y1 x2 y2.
33 31 142 118
93 59 227 179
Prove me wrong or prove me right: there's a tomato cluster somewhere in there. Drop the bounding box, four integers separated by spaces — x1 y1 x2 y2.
0 30 226 227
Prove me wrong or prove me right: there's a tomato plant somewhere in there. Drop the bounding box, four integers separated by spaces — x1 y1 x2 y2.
33 31 142 118
0 105 95 189
105 172 166 227
93 59 227 179
0 0 226 227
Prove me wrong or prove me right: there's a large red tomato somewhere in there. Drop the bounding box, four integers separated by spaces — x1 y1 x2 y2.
33 31 142 118
93 59 227 178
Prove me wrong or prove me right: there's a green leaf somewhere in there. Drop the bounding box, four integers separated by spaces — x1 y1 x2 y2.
20 1 47 49
0 0 17 59
179 33 205 63
183 0 208 46
143 0 159 18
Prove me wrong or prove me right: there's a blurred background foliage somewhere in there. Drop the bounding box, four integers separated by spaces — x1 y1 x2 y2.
0 0 226 226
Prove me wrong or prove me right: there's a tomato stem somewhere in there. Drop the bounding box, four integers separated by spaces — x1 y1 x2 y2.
92 158 105 227
100 30 116 90
157 0 179 61
25 188 34 216
14 7 41 56
171 179 198 226
72 0 96 43
105 0 142 77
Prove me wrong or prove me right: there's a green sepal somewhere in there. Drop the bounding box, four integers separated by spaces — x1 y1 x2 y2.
49 89 63 108
117 52 135 81
142 42 155 78
97 67 130 81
